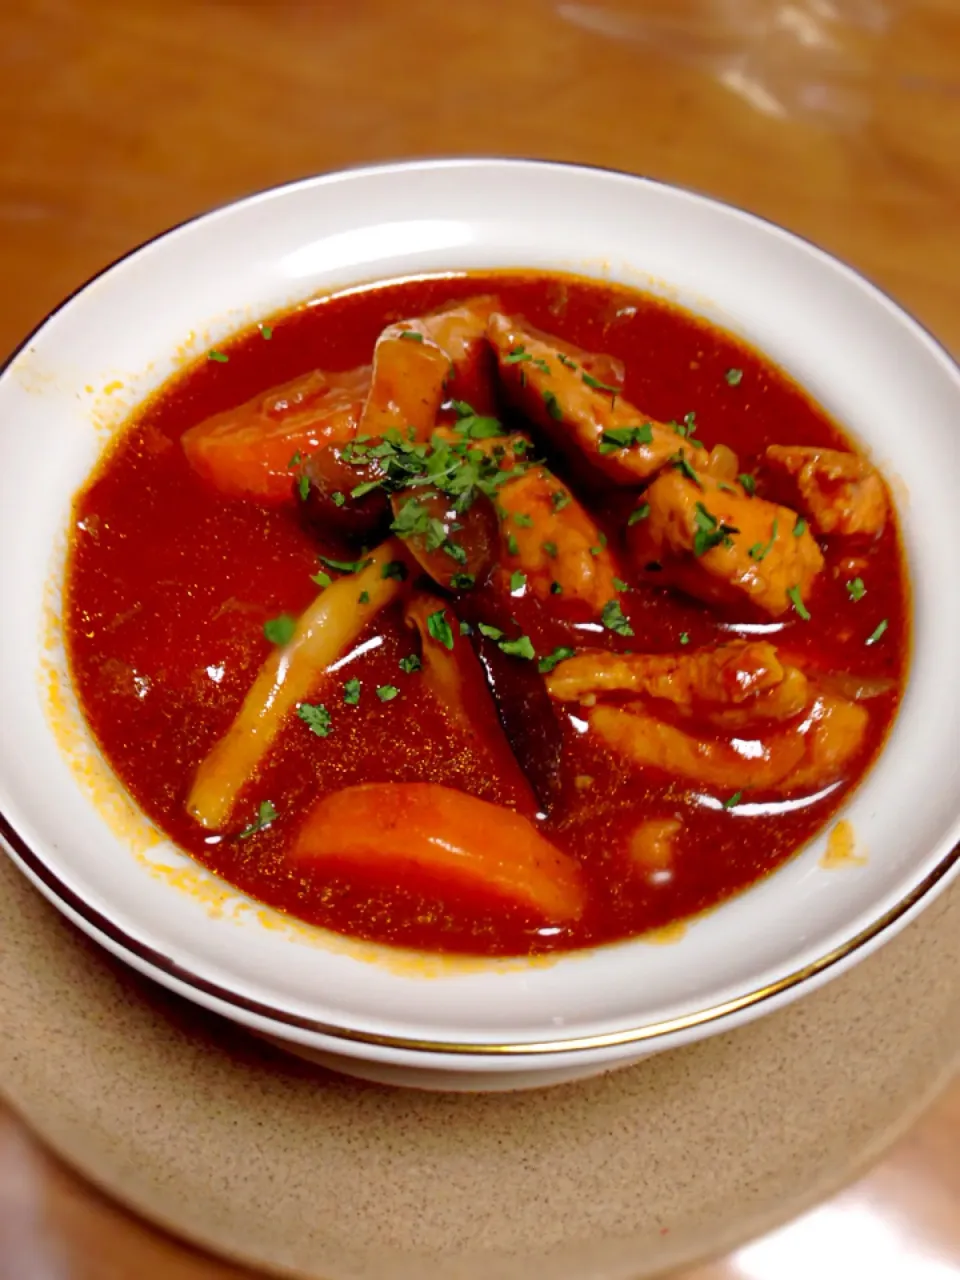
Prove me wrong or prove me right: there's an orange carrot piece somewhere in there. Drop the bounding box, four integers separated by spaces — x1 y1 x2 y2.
293 782 585 922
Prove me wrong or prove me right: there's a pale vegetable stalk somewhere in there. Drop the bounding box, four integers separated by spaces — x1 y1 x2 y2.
188 538 408 829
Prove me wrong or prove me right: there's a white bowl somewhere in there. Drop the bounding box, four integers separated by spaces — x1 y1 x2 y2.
1 159 959 1092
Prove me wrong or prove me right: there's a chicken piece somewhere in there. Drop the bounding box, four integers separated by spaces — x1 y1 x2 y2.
765 445 888 537
630 818 682 874
590 705 808 790
358 324 452 440
181 366 369 503
779 694 868 792
628 469 824 617
488 314 679 485
496 467 619 611
418 296 501 413
548 640 811 727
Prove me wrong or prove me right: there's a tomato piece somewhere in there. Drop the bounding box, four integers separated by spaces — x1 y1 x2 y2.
181 366 369 503
292 782 584 922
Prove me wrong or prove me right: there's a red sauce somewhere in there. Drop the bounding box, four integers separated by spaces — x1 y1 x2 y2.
65 272 908 955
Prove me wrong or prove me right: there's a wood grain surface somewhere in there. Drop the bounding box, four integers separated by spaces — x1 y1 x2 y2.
1 0 958 1276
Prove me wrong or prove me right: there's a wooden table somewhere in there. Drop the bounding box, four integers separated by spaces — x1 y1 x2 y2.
1 1 958 1276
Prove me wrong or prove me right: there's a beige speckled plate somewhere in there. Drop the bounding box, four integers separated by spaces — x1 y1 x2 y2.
1 849 958 1280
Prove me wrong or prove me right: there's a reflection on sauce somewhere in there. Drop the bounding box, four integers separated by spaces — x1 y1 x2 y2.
821 819 866 869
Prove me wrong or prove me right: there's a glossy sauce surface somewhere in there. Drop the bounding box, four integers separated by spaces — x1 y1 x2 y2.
65 272 908 955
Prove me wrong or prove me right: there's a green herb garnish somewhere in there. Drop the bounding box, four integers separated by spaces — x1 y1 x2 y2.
543 390 563 421
399 654 422 674
598 424 654 455
866 618 888 646
725 368 743 386
426 608 454 650
208 350 229 363
499 635 536 660
298 473 311 501
679 632 690 645
510 570 527 592
503 346 531 364
311 570 333 589
787 585 811 621
263 614 296 645
399 330 424 342
318 554 373 574
613 577 629 592
551 490 571 511
538 646 575 674
628 503 651 526
846 577 866 602
512 512 534 527
450 572 475 590
358 590 370 604
297 703 332 737
737 472 756 495
582 372 619 395
749 519 779 562
692 502 739 557
543 540 558 558
343 678 361 705
723 790 743 808
260 325 273 340
793 516 807 537
601 599 634 637
376 685 399 702
237 799 277 839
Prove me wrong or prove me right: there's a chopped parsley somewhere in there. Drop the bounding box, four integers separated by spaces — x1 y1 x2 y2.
613 577 629 592
449 572 475 590
551 489 571 511
399 654 422 674
512 512 534 527
343 678 362 705
331 491 346 507
550 580 563 595
598 424 653 455
846 577 866 602
499 635 536 660
477 622 504 641
263 614 296 646
298 473 311 501
503 346 531 364
749 519 779 562
399 330 424 342
260 324 273 340
297 702 332 737
601 599 634 637
723 790 743 808
506 533 520 556
628 502 651 526
737 472 756 495
787 585 811 621
376 684 400 702
692 503 739 557
311 570 333 589
532 357 551 375
543 390 563 421
679 632 690 645
381 559 407 581
350 479 383 498
208 350 229 363
543 540 558 558
358 590 370 605
237 799 277 839
793 516 807 537
866 618 889 646
459 620 473 636
671 451 702 487
725 368 743 386
426 608 454 650
538 646 575 674
287 451 302 469
318 554 373 574
582 372 619 395
557 352 578 369
510 570 527 592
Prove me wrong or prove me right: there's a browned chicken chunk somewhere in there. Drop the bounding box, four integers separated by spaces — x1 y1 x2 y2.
547 640 811 727
488 314 681 485
765 445 888 537
627 469 824 617
497 468 619 611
